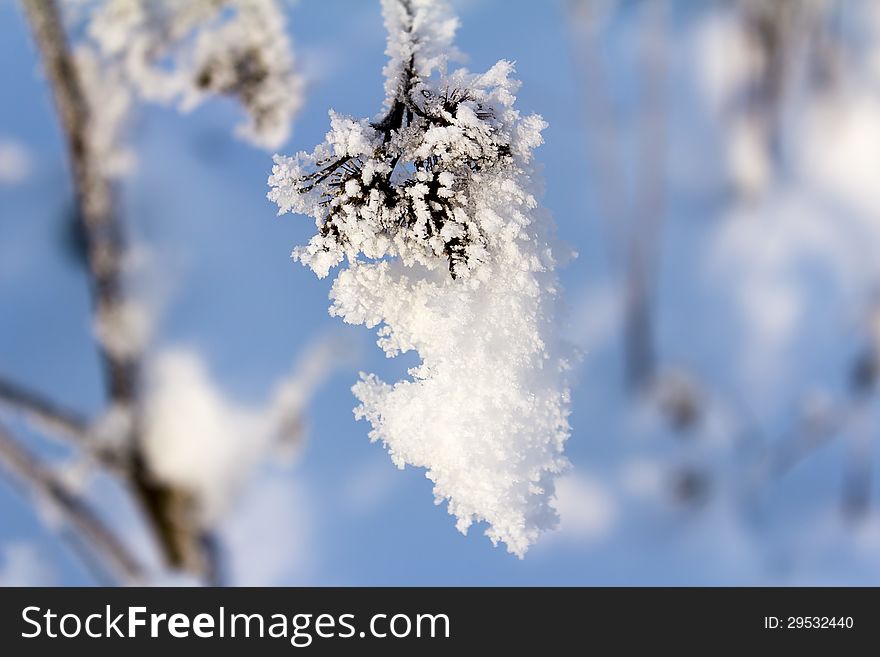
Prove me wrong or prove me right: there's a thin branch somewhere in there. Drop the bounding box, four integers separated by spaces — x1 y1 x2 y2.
625 1 669 390
842 431 872 522
373 0 417 137
566 0 627 257
567 1 668 390
21 0 133 404
0 423 143 583
22 0 215 579
0 374 90 444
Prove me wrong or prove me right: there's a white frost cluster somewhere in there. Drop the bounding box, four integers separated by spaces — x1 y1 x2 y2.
142 342 335 523
67 0 303 150
269 0 572 556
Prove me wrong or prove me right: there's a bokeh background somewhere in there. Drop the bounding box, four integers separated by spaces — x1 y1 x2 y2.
4 0 880 585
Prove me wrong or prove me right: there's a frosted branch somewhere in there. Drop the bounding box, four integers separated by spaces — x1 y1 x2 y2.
269 0 573 556
74 0 304 149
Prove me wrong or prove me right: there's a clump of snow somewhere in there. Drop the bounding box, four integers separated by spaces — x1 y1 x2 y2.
68 0 303 149
269 0 573 556
142 342 335 523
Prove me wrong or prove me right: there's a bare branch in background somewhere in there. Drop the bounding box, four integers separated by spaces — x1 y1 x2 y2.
21 0 133 407
732 0 833 195
842 415 872 521
567 0 669 390
0 423 142 583
625 2 669 389
0 375 90 445
624 0 668 390
739 0 799 169
21 0 215 579
566 0 627 262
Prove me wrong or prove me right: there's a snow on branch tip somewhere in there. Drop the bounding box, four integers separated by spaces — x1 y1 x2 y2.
268 0 574 557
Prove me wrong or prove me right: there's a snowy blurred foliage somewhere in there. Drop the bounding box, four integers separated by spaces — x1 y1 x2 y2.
563 0 880 582
67 0 303 160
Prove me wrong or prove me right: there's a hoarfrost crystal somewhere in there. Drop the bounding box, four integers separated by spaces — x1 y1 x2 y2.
268 0 573 556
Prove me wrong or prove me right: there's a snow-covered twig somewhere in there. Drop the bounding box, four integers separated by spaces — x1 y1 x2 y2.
0 423 143 583
270 0 573 557
23 0 134 407
73 0 304 150
140 336 343 527
22 0 214 578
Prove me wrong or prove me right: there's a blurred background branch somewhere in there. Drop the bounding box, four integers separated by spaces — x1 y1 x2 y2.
20 0 221 583
0 423 142 583
0 375 91 445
